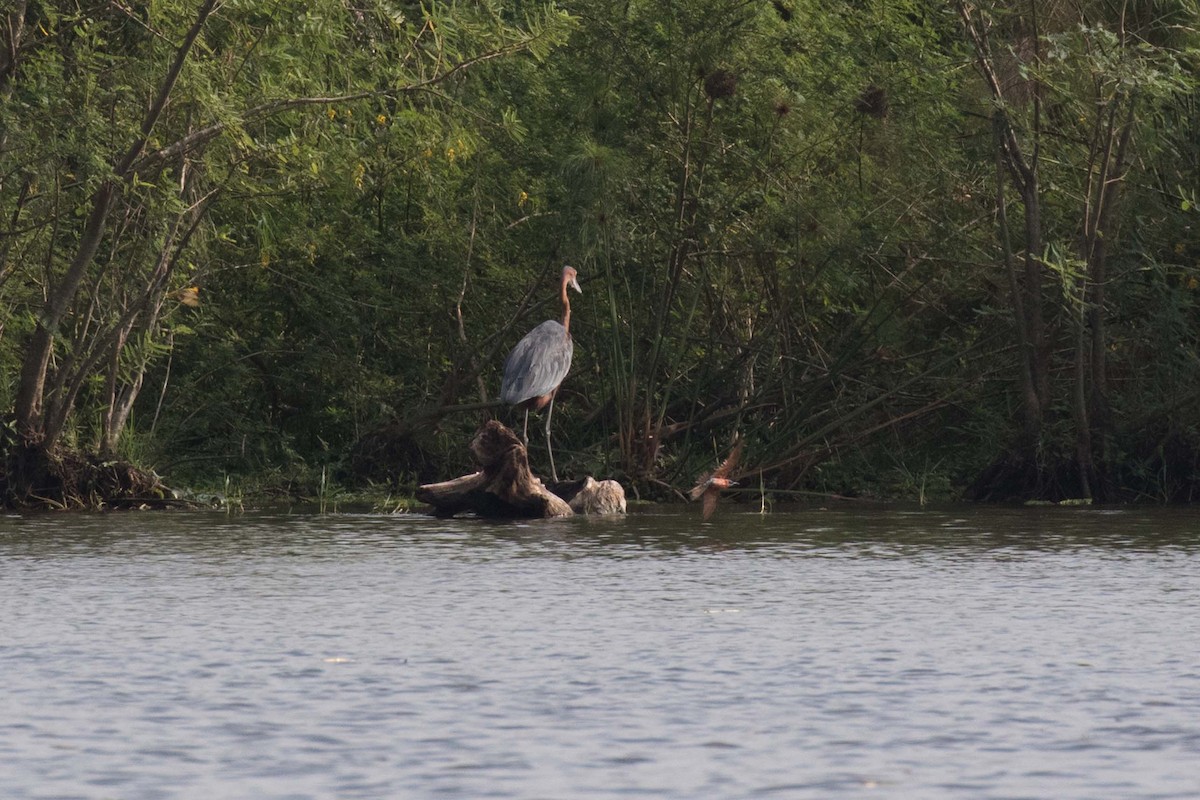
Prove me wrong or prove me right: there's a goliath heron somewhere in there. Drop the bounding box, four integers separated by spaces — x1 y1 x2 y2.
500 265 581 481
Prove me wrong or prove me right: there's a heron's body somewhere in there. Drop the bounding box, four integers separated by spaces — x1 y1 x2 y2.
500 266 581 481
501 320 573 411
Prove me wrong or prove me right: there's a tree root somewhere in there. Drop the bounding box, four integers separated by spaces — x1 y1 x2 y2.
416 420 625 518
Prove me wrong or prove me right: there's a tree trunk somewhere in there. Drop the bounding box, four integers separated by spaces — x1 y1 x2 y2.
416 420 625 518
13 183 117 440
994 113 1042 444
959 1 1057 501
11 0 216 450
1077 96 1136 499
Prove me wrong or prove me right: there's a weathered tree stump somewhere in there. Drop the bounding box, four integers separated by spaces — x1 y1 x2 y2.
416 420 625 519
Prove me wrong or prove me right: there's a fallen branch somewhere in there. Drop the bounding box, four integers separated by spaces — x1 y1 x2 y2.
416 420 625 519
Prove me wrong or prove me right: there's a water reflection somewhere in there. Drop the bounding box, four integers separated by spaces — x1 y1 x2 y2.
2 505 1199 562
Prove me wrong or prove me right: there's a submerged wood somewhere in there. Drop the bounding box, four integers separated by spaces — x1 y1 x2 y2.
416 420 625 519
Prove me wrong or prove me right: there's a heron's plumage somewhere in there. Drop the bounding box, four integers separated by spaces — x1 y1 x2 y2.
501 320 573 406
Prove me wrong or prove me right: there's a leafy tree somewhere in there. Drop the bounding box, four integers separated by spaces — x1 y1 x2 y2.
0 0 570 505
956 0 1199 500
505 0 982 492
7 0 1198 508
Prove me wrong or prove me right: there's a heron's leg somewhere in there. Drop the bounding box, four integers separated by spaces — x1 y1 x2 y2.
521 409 529 444
545 393 558 482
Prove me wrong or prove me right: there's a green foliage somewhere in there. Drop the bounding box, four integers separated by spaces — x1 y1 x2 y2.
0 0 573 499
4 0 1200 505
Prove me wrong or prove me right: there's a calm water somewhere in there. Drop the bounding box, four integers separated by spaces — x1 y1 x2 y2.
1 507 1199 799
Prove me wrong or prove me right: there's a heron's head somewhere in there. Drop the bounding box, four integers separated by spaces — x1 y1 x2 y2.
563 265 582 294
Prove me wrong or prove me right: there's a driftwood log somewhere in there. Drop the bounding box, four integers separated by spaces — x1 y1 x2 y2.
416 420 626 519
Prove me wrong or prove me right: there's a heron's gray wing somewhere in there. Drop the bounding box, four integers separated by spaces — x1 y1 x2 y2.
501 320 574 404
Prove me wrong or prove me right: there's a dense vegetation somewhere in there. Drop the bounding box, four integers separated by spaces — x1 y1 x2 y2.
2 0 1199 508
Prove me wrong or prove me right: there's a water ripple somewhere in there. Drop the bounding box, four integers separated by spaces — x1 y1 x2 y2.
1 509 1198 798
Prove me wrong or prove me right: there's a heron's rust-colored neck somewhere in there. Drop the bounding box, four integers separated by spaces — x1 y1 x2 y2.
560 273 572 334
